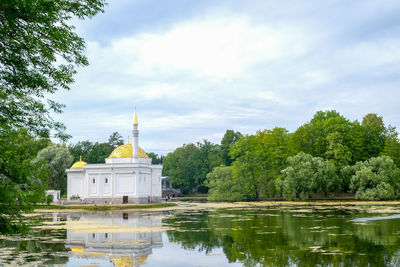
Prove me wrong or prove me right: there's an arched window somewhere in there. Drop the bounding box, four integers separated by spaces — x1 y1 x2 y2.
92 178 95 184
105 178 108 183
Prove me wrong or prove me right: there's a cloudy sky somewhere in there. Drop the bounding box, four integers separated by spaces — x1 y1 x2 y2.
53 0 400 155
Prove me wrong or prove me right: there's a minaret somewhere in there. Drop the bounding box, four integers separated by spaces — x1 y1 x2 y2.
132 108 139 158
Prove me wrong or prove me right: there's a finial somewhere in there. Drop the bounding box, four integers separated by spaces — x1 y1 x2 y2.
134 107 138 125
127 135 130 144
79 155 82 161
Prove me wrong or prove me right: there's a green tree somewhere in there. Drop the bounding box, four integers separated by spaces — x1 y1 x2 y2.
34 145 74 195
0 128 49 234
220 130 242 166
147 152 163 164
279 152 339 200
108 132 124 149
68 141 113 164
292 110 354 161
325 132 352 168
350 156 400 200
162 140 221 194
360 113 387 159
230 128 294 200
381 126 400 167
163 144 199 194
85 142 113 163
206 166 246 201
230 135 260 200
0 0 105 138
0 0 105 234
193 140 222 193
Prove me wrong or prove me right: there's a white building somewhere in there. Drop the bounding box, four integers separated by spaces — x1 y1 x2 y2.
64 211 164 266
45 190 61 202
66 110 162 204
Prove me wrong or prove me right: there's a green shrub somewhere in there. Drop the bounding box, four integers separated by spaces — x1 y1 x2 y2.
46 195 53 205
206 166 247 201
350 156 400 200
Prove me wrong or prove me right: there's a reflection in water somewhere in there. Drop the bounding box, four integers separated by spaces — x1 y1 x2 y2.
1 206 400 266
164 206 400 266
65 211 166 266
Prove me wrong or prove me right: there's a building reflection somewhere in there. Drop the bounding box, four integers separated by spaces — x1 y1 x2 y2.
64 211 168 266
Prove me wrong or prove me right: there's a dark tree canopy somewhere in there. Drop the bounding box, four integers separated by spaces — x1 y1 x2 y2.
108 132 124 148
0 0 105 234
0 0 105 138
220 129 242 166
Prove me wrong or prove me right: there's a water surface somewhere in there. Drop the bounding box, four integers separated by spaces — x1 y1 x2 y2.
1 204 400 266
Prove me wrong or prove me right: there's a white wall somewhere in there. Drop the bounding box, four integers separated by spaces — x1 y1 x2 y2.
68 172 84 199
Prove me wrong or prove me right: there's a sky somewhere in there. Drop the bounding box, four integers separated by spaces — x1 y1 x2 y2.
53 0 400 155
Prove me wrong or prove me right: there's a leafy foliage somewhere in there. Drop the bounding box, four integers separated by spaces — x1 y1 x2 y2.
206 166 246 201
68 132 126 164
163 141 222 194
108 132 124 148
0 0 105 234
350 156 400 200
279 152 339 200
147 152 164 164
220 130 242 166
0 128 50 234
229 128 294 200
0 0 105 138
162 110 400 201
34 145 74 195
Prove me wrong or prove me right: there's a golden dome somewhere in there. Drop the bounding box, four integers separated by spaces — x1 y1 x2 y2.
111 255 148 267
108 144 149 158
71 156 87 169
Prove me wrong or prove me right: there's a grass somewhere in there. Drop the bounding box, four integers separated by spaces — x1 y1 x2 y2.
33 202 177 211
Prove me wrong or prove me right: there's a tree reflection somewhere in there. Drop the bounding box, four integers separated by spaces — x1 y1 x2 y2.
165 207 400 266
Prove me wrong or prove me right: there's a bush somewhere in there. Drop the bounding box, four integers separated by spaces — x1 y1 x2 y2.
206 166 247 201
350 156 400 200
280 152 339 200
46 195 53 205
70 195 81 200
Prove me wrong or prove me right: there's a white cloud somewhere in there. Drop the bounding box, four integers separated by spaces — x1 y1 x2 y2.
85 15 312 80
55 3 400 154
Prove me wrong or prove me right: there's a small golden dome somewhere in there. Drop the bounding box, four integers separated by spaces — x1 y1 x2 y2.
108 143 149 158
71 156 87 169
111 255 148 267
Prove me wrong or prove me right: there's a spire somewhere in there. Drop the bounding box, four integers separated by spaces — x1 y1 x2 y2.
133 107 138 125
127 135 130 144
79 155 82 161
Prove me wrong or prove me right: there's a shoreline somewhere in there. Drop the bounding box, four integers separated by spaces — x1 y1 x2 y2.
32 200 400 213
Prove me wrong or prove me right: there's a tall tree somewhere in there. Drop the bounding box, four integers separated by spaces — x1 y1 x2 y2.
0 128 50 233
0 0 105 138
230 135 260 200
162 140 222 194
381 126 400 167
220 130 242 166
68 141 113 164
147 152 163 164
230 128 294 200
108 132 124 149
34 145 74 195
360 113 387 159
162 144 199 194
0 0 105 234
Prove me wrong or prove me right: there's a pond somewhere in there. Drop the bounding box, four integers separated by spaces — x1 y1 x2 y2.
1 203 400 266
